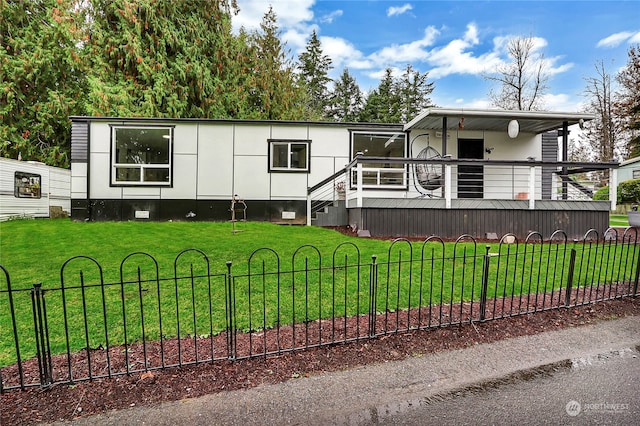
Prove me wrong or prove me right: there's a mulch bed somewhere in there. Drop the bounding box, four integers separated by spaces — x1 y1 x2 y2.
2 296 639 425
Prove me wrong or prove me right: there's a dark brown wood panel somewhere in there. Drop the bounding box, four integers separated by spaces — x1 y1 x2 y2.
356 208 609 240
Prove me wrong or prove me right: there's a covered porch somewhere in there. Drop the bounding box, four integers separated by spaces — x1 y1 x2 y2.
308 108 618 240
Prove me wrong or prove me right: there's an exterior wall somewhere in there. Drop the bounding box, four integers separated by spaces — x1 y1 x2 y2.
393 129 543 200
618 158 640 182
0 158 71 221
71 118 364 222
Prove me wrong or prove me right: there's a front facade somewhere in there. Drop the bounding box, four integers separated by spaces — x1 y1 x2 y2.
70 109 616 239
70 117 403 223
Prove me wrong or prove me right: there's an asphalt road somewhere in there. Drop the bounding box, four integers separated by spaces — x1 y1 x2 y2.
378 347 640 425
61 315 640 426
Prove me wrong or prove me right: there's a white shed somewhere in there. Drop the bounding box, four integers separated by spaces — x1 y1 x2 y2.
0 157 71 221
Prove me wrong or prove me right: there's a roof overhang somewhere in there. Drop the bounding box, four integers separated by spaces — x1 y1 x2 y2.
404 108 595 134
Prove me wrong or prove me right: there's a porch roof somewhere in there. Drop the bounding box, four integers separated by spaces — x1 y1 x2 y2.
404 108 594 134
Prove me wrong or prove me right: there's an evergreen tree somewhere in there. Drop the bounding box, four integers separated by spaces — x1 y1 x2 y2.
615 45 640 158
397 64 434 122
359 66 434 123
359 68 398 123
243 6 305 120
84 0 237 118
297 30 333 120
1 0 87 167
328 68 363 122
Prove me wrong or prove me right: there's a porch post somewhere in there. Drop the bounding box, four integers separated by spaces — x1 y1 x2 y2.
529 164 536 209
445 163 452 208
356 161 363 208
561 121 569 200
306 194 312 226
610 167 617 211
441 117 448 156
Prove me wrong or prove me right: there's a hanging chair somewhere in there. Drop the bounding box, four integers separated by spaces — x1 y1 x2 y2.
411 134 443 197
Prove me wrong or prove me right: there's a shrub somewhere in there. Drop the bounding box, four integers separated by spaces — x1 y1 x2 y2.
593 186 609 201
618 179 640 204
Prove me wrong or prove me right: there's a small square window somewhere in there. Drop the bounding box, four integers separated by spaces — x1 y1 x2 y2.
14 172 41 198
632 169 640 179
268 140 310 172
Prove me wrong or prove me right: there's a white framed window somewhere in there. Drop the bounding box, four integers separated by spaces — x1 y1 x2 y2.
351 131 406 188
111 126 173 186
633 169 640 179
268 139 310 172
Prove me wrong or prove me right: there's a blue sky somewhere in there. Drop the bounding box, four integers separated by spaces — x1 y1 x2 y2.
232 0 640 112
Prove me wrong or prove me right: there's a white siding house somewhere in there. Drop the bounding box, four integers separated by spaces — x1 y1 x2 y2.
70 109 617 239
0 157 71 221
618 157 640 183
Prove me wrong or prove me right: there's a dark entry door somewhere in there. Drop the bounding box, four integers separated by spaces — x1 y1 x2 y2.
458 138 484 198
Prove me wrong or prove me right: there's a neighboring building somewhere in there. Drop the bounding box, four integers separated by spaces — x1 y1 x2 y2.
0 157 71 221
618 156 640 183
70 108 617 239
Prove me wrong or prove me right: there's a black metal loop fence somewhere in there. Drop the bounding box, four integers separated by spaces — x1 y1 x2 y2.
1 228 639 392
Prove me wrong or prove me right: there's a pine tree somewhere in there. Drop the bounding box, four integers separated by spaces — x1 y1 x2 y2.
297 30 333 120
244 6 305 120
1 0 87 167
397 64 434 122
328 68 363 122
359 68 398 123
359 66 434 123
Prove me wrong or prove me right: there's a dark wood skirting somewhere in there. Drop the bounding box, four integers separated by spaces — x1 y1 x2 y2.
349 206 611 240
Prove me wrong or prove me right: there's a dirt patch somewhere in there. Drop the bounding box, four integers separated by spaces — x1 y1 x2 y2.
2 297 639 425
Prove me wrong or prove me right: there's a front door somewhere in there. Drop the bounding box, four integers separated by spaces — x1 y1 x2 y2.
458 138 484 198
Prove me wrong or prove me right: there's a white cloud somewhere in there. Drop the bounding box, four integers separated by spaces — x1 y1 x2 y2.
425 24 503 78
545 59 574 76
232 0 315 32
232 0 319 58
597 31 636 48
599 32 634 47
540 93 580 112
629 32 640 44
320 36 372 72
320 10 343 24
369 26 440 65
387 3 413 17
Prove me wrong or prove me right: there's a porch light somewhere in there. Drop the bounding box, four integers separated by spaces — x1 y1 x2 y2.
508 119 519 138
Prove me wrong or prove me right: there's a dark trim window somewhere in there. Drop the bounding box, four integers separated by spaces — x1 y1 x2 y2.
268 139 310 172
351 131 406 188
111 126 173 186
633 169 640 179
14 171 41 198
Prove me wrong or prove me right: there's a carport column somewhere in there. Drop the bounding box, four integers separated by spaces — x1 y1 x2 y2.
356 161 363 208
445 163 452 208
610 168 617 211
529 164 536 209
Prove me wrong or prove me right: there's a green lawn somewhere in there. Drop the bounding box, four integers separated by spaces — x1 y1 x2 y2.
0 219 410 287
610 214 629 227
0 219 636 366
